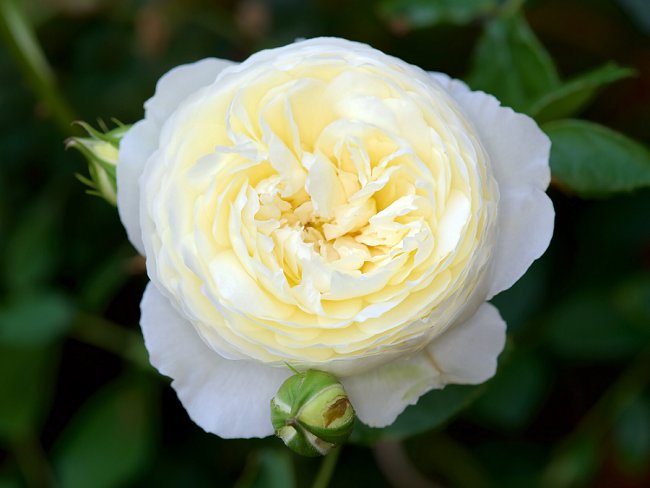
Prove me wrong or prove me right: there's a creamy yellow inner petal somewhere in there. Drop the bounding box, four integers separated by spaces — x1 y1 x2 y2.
143 42 499 375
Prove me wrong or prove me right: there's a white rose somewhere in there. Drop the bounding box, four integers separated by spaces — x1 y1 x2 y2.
117 37 554 437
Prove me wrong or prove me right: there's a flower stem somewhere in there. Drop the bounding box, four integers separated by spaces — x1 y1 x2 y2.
374 440 442 488
12 436 57 488
0 0 76 134
71 312 152 371
494 0 525 18
311 446 341 488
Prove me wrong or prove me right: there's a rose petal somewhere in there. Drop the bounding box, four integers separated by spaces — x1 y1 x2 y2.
426 302 506 384
140 282 291 438
117 58 234 255
431 72 555 298
117 120 157 255
342 303 505 427
144 58 235 125
342 352 440 428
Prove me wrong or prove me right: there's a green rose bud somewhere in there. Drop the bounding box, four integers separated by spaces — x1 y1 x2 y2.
66 121 130 206
271 369 355 457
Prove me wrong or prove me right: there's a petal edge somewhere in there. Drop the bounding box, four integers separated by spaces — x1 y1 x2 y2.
343 303 505 428
430 71 555 297
140 283 291 438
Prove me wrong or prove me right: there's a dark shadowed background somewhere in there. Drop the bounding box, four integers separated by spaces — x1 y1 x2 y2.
1 0 650 486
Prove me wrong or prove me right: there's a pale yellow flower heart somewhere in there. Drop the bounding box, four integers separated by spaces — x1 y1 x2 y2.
117 38 554 437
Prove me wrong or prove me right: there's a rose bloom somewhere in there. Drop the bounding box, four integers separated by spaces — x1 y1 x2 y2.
117 38 554 437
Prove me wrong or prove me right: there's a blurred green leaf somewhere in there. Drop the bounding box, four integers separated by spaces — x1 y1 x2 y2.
0 475 21 488
467 14 560 111
572 192 650 283
617 0 650 34
491 257 548 334
543 290 649 361
351 385 483 444
613 275 650 329
544 119 650 197
528 63 635 122
0 0 75 132
542 436 598 488
378 0 499 28
78 247 131 312
235 448 295 488
0 345 58 440
2 200 61 290
0 0 52 86
0 290 73 346
53 379 156 488
411 434 493 488
613 395 650 474
475 441 547 488
472 350 549 430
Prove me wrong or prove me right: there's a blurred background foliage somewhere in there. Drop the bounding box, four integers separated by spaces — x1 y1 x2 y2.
1 0 650 486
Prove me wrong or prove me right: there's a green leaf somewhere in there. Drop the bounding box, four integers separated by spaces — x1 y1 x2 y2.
2 200 61 290
490 257 548 335
0 345 58 440
613 395 650 474
617 0 650 34
0 476 22 488
0 0 75 132
528 63 635 122
378 0 499 28
474 441 547 487
412 435 493 488
613 275 650 329
235 449 295 488
467 14 560 111
544 119 650 197
0 474 21 488
0 290 74 346
543 290 649 361
351 385 483 444
542 436 599 488
472 350 549 430
78 247 131 311
53 379 156 488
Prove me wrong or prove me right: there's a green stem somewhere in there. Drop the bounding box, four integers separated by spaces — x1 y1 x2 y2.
496 0 525 18
374 441 442 488
12 436 57 488
424 434 492 488
71 312 152 371
0 0 76 133
311 446 341 488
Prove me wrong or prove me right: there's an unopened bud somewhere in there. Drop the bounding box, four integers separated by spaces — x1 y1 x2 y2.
271 369 354 457
66 121 130 206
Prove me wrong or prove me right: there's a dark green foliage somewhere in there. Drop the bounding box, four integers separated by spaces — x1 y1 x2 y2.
468 13 561 112
52 379 157 488
1 0 650 486
545 119 650 197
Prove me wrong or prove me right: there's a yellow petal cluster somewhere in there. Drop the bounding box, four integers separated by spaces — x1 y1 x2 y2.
141 39 498 376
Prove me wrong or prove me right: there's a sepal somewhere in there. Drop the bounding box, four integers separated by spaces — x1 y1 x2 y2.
66 121 130 206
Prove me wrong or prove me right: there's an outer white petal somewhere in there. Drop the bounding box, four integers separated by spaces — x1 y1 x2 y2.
431 72 555 298
144 58 235 125
425 302 506 384
117 58 234 255
342 353 441 428
343 303 506 427
117 120 157 255
140 282 291 438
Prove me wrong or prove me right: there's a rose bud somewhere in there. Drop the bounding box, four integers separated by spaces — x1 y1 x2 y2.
96 37 554 442
271 369 354 456
66 122 129 206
